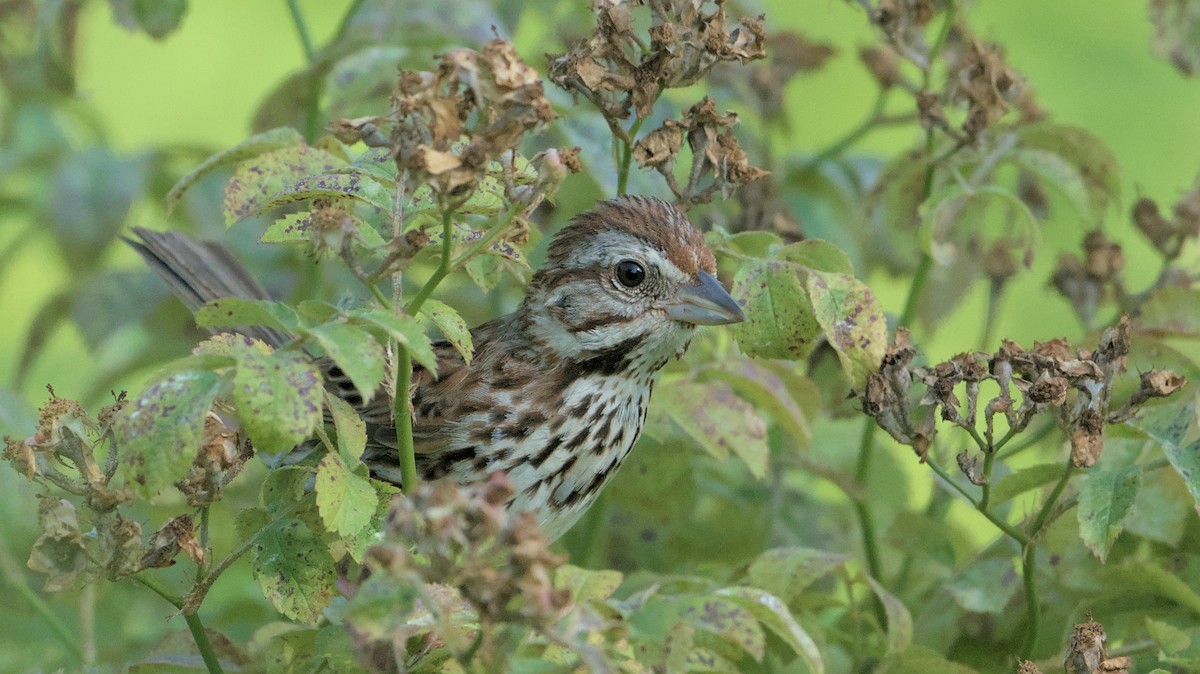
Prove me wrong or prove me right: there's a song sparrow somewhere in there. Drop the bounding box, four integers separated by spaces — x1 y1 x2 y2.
130 195 745 541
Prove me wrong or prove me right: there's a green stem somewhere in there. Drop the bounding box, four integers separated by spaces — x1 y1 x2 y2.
131 574 226 674
1019 547 1039 658
184 612 226 674
450 205 520 268
615 118 644 196
851 421 887 626
852 422 883 581
1028 461 1073 541
926 458 1028 546
978 445 998 510
285 0 321 141
403 206 456 315
394 349 418 490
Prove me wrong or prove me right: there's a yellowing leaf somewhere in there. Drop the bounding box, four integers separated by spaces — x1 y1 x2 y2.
806 270 887 392
656 381 768 478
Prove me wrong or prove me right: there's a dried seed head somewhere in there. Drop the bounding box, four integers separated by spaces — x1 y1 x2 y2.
859 46 902 89
1070 409 1105 468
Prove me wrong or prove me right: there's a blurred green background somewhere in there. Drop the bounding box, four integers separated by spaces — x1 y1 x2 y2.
1 0 1197 670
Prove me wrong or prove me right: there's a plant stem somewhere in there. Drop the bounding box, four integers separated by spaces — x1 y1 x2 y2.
285 0 321 141
131 574 225 674
925 457 1028 545
852 422 883 581
184 612 226 674
1019 546 1039 658
615 118 644 196
394 349 418 490
403 206 456 315
1028 461 1073 541
450 205 520 268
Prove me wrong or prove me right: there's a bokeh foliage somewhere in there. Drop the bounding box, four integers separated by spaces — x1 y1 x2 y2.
1 1 1199 673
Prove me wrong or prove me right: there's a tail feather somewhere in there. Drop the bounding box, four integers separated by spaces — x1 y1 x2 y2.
126 227 289 347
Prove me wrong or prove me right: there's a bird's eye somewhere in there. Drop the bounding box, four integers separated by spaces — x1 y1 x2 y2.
614 260 646 288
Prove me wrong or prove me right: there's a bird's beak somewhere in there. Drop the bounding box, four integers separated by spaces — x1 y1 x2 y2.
664 270 746 326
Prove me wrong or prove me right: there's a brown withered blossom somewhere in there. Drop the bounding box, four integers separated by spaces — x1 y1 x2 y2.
332 38 556 202
947 38 1018 140
548 0 765 122
1063 613 1131 674
350 474 570 670
1051 231 1129 329
634 96 768 206
862 316 1184 473
1131 174 1200 259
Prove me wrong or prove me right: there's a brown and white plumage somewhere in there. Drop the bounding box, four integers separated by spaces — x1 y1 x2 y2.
130 195 744 540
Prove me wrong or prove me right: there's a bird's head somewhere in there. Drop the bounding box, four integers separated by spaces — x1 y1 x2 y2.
523 196 744 370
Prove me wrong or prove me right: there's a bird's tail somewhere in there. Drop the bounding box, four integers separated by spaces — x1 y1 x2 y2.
126 227 289 347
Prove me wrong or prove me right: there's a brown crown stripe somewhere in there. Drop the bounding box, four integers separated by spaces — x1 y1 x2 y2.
546 196 716 277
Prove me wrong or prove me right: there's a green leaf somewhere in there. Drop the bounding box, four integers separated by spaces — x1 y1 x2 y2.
946 557 1019 614
1096 560 1200 614
117 370 224 499
555 564 623 603
1138 287 1200 337
236 509 335 624
806 270 887 392
296 300 341 325
718 230 783 258
918 185 1040 270
194 297 299 333
714 587 824 674
1125 474 1188 546
1077 466 1140 562
656 381 769 478
325 392 366 462
777 239 855 274
262 170 394 213
260 466 312 513
315 623 373 674
350 309 439 374
664 621 741 674
878 645 980 674
131 0 187 39
261 212 314 244
1018 123 1120 216
1012 147 1097 220
48 148 145 270
420 298 474 365
167 127 303 211
1128 402 1200 507
335 479 400 563
230 348 323 455
866 576 913 655
1146 617 1191 655
678 596 766 663
990 463 1065 505
304 321 386 404
315 454 377 537
465 254 502 292
703 361 811 449
746 547 849 603
223 144 343 225
729 258 821 360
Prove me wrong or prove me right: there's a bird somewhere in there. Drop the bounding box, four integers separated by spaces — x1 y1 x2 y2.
129 195 745 541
